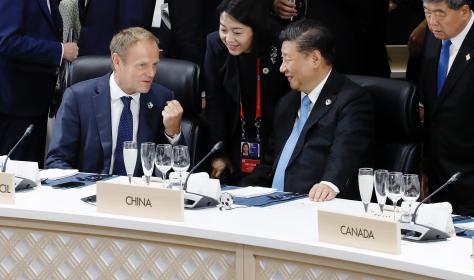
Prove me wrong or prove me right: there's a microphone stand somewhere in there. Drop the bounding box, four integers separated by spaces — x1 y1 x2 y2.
1 124 37 191
2 125 34 172
182 142 222 209
400 172 461 242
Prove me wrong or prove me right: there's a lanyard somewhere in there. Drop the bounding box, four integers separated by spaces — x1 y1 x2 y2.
240 58 261 140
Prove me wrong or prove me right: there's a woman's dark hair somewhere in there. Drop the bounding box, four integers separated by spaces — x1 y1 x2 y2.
217 0 273 54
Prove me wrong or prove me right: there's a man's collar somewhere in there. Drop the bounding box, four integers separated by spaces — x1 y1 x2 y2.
450 11 474 50
109 72 140 102
301 69 332 104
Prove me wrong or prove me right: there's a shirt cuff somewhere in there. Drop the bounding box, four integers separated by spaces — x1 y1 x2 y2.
320 181 340 194
60 43 64 66
165 131 181 145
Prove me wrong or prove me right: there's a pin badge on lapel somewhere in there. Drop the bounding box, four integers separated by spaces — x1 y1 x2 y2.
262 68 270 74
325 99 332 106
466 53 471 61
147 102 154 109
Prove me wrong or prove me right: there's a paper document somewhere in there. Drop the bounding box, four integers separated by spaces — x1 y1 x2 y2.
224 186 276 198
39 169 79 181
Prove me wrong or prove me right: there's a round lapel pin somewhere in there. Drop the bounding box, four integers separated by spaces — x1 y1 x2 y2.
262 67 270 74
325 99 332 106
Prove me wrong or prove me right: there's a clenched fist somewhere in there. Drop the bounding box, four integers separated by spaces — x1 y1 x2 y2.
162 100 183 136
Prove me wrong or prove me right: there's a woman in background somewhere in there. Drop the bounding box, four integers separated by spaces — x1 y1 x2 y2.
204 0 290 184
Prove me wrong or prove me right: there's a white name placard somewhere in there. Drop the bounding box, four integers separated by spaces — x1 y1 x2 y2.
96 181 184 222
318 209 400 254
0 172 15 204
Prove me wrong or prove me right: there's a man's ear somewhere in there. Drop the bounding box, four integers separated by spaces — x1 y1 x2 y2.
461 4 471 19
311 49 322 68
111 53 121 71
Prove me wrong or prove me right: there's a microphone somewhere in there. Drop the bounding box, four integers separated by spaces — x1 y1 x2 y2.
400 172 461 242
1 124 37 191
183 141 222 192
182 141 223 209
2 124 34 172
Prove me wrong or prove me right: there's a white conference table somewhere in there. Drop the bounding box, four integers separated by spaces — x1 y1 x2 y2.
0 177 473 280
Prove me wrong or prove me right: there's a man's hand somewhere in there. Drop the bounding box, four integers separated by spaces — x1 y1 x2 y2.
273 0 297 20
211 157 233 178
63 42 79 62
309 183 337 202
162 100 183 136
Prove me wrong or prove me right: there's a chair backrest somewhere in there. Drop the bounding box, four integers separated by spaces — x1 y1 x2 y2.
347 75 421 173
68 56 201 166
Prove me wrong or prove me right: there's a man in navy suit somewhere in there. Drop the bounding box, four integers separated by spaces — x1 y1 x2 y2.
78 0 157 56
0 0 78 165
420 0 474 215
46 27 184 175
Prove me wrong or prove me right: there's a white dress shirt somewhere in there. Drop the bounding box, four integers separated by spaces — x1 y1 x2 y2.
296 69 340 194
447 11 474 74
109 73 141 174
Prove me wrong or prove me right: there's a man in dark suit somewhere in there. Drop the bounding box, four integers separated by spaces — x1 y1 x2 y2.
156 0 220 67
46 27 184 175
78 0 157 56
0 0 78 165
273 0 391 78
243 19 374 201
420 0 474 215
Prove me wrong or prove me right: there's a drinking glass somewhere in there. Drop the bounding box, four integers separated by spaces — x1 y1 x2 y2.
374 169 388 214
358 168 374 213
155 144 172 188
172 145 190 190
123 141 137 184
141 142 155 185
387 171 403 221
402 174 420 223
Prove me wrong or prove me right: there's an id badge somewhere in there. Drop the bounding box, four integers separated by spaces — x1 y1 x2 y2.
240 142 261 173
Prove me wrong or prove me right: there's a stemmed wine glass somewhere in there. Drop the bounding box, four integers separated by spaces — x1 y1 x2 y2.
358 168 374 213
387 171 403 221
123 141 137 184
172 145 190 190
402 174 420 223
374 169 388 214
141 142 155 185
155 144 172 188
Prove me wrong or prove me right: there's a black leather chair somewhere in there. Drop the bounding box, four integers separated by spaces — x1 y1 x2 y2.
348 75 421 174
68 56 201 166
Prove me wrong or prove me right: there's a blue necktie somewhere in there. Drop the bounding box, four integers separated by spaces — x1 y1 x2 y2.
272 95 311 191
112 96 133 175
437 39 451 96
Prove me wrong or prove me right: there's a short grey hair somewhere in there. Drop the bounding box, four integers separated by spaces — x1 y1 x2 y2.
422 0 471 10
109 27 159 64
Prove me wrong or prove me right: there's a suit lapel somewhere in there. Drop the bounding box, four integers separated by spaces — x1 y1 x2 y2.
37 0 56 32
428 38 442 116
136 92 161 174
137 93 160 146
437 25 474 104
286 71 340 168
93 75 113 173
271 92 300 172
